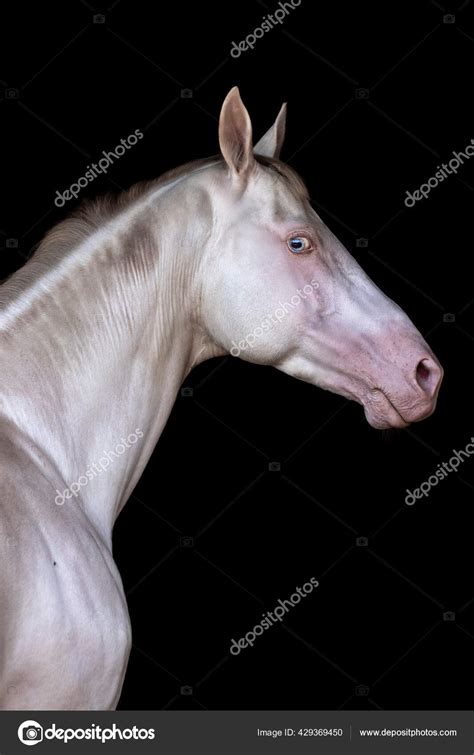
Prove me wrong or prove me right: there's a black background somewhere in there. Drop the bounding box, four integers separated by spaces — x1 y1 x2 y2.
2 0 474 712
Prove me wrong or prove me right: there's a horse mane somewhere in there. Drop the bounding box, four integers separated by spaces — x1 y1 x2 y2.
32 157 222 261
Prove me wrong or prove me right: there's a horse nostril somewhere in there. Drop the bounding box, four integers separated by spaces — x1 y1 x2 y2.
415 357 443 399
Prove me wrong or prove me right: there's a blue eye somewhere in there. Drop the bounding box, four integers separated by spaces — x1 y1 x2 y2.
287 236 311 254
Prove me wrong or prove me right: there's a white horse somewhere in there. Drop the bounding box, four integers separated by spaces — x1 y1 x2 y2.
0 87 443 710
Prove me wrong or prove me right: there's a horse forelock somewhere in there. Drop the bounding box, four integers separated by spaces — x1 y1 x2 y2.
254 155 309 203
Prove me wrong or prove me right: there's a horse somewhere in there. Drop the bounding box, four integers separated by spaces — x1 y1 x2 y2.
0 87 443 709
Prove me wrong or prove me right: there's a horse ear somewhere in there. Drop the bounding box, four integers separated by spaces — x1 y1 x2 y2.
254 103 287 159
218 87 255 179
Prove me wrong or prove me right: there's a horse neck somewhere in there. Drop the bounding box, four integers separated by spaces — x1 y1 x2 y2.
0 177 219 539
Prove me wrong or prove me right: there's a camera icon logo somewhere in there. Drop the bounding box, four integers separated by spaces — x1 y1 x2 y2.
18 720 43 746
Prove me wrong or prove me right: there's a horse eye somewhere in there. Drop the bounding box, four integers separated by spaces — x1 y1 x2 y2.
287 236 312 254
